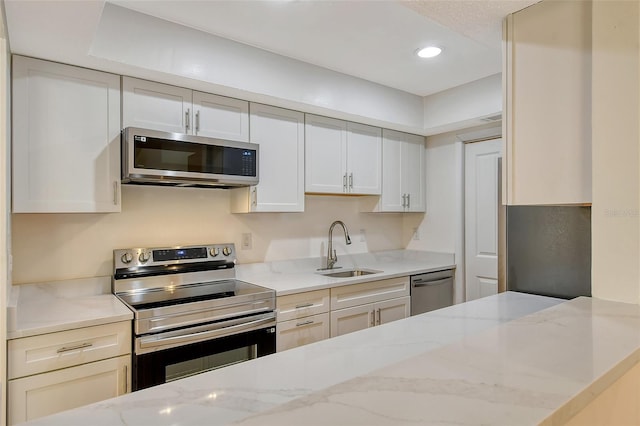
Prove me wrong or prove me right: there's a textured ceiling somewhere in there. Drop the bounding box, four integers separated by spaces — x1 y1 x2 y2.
400 1 539 47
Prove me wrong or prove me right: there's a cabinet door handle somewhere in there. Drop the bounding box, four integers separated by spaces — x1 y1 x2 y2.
296 320 314 327
376 308 381 325
407 193 411 209
343 174 347 192
370 310 375 327
123 364 128 394
185 109 190 132
57 342 93 353
295 303 314 309
113 181 119 206
252 187 257 206
195 110 200 134
349 173 353 190
402 194 407 208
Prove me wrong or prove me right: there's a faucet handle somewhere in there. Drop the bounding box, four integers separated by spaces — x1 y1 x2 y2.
333 249 337 261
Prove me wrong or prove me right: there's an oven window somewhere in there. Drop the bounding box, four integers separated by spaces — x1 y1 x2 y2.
165 345 257 382
133 136 257 177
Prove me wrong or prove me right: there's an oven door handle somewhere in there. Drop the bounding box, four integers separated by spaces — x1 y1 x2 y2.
137 314 276 354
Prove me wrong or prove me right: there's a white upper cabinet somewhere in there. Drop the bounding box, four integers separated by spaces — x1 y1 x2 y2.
231 103 305 212
305 114 381 195
192 91 249 141
12 56 121 213
368 129 425 212
122 77 249 142
122 77 191 134
503 0 591 205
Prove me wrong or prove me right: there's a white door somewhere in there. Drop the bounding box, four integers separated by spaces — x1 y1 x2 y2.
346 122 382 195
375 296 410 325
192 91 249 141
249 103 305 212
465 139 502 300
12 56 121 213
122 77 193 134
330 304 373 337
403 133 426 212
380 130 404 211
304 114 347 194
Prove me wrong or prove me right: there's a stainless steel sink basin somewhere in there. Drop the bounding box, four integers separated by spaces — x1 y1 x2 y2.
318 268 382 278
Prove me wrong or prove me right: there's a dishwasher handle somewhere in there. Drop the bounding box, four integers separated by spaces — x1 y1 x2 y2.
412 277 452 287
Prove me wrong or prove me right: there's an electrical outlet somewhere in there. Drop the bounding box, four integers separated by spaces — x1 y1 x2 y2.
241 233 252 250
359 228 366 242
412 227 420 241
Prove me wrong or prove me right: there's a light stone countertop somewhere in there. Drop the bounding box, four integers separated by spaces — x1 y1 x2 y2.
236 249 456 295
6 276 133 340
20 292 573 426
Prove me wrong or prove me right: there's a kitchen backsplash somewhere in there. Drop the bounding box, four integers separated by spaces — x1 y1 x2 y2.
11 185 406 284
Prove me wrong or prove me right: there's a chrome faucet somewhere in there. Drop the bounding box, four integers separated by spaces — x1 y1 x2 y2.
326 220 352 270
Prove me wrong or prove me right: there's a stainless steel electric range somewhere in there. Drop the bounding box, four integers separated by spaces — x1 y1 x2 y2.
113 243 276 391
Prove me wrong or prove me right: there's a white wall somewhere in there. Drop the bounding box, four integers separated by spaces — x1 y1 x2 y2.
423 73 502 136
591 0 640 304
11 186 405 284
405 129 463 302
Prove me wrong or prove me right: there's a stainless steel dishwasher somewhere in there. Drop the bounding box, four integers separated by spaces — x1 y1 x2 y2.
410 269 454 315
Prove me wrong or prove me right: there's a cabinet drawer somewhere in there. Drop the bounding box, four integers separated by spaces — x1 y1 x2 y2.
8 355 130 425
8 321 131 380
330 277 410 310
276 313 330 352
277 289 330 322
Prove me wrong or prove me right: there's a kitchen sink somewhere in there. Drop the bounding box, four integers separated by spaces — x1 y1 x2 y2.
318 268 382 278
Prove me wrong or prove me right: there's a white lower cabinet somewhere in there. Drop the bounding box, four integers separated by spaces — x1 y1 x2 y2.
7 321 132 425
276 313 331 352
330 296 410 338
328 276 411 338
275 289 331 352
8 355 130 425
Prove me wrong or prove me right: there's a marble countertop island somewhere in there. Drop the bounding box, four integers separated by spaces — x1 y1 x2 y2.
22 291 640 426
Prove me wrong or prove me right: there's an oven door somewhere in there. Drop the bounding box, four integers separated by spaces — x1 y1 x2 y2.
133 314 276 391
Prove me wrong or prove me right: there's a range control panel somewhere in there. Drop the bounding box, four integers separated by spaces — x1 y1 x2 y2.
113 243 236 270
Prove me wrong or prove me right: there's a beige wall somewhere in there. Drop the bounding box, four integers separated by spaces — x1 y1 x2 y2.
591 0 640 304
11 186 405 284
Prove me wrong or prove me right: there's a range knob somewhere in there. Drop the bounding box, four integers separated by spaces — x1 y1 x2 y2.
121 252 133 264
139 251 151 263
222 246 232 256
209 247 220 257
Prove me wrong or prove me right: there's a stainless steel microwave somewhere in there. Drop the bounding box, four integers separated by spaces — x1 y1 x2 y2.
121 127 259 188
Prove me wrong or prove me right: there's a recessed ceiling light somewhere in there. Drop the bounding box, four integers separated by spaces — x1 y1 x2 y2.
416 46 442 59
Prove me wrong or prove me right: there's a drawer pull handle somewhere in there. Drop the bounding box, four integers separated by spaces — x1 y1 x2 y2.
295 303 314 309
296 320 314 327
57 342 93 353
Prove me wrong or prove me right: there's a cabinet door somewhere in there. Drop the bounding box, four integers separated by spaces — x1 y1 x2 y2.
375 296 410 326
403 133 426 212
250 103 304 212
346 122 382 195
12 56 121 213
380 129 405 211
276 313 330 352
305 114 347 194
330 304 373 338
8 355 130 425
122 77 193 134
192 91 249 141
504 0 591 205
